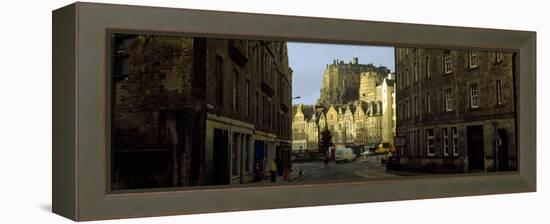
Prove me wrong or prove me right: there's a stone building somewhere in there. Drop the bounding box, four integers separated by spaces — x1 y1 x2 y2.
378 77 396 147
111 34 207 189
205 38 293 185
111 34 292 189
393 47 517 173
318 58 390 106
292 105 327 152
292 61 395 151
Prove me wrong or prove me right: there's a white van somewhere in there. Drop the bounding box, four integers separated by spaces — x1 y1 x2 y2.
335 147 356 163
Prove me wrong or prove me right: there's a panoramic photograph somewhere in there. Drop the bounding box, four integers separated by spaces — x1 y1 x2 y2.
109 34 518 190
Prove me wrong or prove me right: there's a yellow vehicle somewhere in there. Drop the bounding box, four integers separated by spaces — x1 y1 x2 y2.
375 142 396 154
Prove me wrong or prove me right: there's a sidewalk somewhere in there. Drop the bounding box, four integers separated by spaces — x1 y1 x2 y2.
354 168 398 179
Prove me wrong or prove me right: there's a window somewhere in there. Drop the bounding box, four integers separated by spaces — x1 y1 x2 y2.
256 48 261 73
426 129 435 156
411 97 415 118
414 95 419 117
271 101 275 129
470 84 479 108
215 56 224 106
445 89 453 112
414 62 418 83
231 133 238 177
263 95 267 126
245 80 250 116
398 103 402 121
468 50 478 68
444 51 452 74
495 52 503 63
496 80 503 105
426 93 431 114
405 68 409 87
451 127 458 156
233 70 239 112
256 91 260 124
399 73 403 90
416 129 421 153
425 56 430 78
443 128 449 156
406 99 410 119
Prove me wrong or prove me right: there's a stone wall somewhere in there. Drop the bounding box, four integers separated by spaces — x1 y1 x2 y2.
112 35 207 189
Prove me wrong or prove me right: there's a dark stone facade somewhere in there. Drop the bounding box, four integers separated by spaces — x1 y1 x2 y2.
203 39 293 185
112 35 207 189
111 35 293 189
205 39 292 139
392 48 518 173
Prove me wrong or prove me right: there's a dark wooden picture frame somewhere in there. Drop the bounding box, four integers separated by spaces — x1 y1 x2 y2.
53 2 536 221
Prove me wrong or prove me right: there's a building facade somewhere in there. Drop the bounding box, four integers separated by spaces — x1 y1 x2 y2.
111 35 292 189
111 35 206 189
393 47 517 173
292 105 327 152
292 59 395 151
205 38 293 185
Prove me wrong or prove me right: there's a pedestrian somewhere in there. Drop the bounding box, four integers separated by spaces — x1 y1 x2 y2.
283 163 290 181
270 159 277 183
324 155 330 170
254 161 262 182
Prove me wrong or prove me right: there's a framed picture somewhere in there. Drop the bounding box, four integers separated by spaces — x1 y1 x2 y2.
52 2 536 221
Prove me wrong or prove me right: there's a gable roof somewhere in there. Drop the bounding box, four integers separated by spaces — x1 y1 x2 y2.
291 104 315 119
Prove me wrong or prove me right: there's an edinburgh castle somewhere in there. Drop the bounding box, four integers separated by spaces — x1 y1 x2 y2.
293 58 395 152
317 58 390 106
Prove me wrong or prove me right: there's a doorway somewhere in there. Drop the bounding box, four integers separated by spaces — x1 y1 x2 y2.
496 128 510 171
467 125 485 171
212 129 229 185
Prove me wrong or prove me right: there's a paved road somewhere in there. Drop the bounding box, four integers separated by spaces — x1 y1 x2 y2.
292 155 398 183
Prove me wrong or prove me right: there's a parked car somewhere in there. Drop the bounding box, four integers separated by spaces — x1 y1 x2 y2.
360 150 374 157
335 147 357 163
375 142 396 154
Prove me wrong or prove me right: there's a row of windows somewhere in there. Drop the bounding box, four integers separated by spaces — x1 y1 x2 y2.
214 54 291 138
426 127 458 156
404 127 458 157
398 50 504 90
398 80 504 120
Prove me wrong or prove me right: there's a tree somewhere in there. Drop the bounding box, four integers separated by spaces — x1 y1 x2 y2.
318 126 333 154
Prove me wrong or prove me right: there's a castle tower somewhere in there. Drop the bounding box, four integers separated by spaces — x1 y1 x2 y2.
317 58 390 106
359 71 380 102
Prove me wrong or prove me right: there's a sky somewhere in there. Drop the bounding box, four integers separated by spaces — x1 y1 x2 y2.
287 42 395 105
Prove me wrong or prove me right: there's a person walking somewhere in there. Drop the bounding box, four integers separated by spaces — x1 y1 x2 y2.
270 159 278 183
254 160 262 182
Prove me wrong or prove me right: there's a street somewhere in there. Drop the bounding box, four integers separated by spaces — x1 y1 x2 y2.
292 155 399 183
